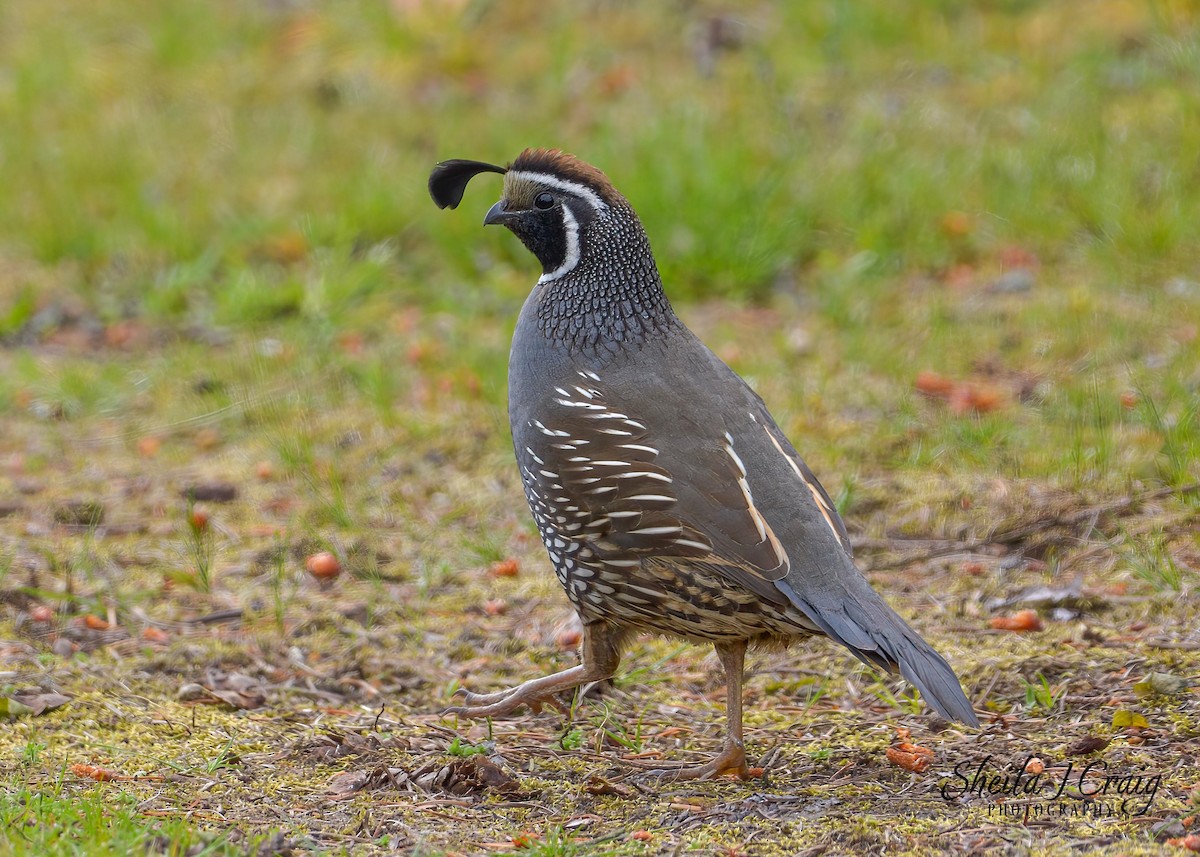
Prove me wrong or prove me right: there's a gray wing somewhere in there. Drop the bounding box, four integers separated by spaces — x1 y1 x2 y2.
526 363 977 727
693 365 979 727
522 372 797 608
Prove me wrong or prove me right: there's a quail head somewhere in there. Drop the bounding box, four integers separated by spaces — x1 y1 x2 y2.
429 149 978 780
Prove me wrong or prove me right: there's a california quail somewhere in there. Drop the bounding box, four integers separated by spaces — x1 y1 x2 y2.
429 149 979 780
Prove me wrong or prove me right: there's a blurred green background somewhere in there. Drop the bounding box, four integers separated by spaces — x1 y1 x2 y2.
3 1 1197 309
1 0 1198 486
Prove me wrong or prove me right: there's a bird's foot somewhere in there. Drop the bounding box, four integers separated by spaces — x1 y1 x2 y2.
445 681 570 718
644 743 758 782
451 685 519 706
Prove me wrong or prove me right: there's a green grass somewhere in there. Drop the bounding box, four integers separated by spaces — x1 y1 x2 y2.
1022 672 1064 714
0 771 261 857
0 0 1198 490
2 1 1198 294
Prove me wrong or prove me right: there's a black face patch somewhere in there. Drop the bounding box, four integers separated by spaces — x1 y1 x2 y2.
507 205 568 275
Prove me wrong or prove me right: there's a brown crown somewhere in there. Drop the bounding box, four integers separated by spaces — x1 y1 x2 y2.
508 149 622 205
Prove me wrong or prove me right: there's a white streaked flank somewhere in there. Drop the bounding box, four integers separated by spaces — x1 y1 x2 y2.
630 525 682 536
619 443 659 455
615 470 672 482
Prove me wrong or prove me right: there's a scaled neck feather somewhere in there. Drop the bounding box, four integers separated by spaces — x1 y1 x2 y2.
532 204 679 355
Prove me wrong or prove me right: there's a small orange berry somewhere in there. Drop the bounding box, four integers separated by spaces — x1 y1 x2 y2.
305 552 341 580
137 436 161 458
141 627 170 644
487 559 520 578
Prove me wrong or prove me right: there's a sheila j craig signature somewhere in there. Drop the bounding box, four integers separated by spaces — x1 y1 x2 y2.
941 755 1161 818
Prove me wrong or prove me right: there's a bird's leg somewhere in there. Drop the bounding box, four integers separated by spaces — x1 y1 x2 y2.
446 622 621 718
651 639 751 781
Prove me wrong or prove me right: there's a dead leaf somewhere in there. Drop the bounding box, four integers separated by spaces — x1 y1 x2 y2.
943 264 976 290
193 428 222 450
584 776 634 797
1166 834 1200 852
326 769 375 798
184 669 267 710
989 609 1044 632
83 614 110 631
886 744 933 773
337 331 365 356
104 320 149 349
3 689 71 718
411 755 521 797
468 756 521 796
487 558 519 578
0 697 35 718
71 763 122 782
53 500 105 527
985 579 1090 613
260 232 309 265
916 372 1006 414
940 210 972 237
1112 710 1150 729
1133 673 1190 698
915 371 955 398
998 244 1040 270
182 482 238 503
141 627 170 644
597 64 637 96
949 383 1004 415
137 436 162 458
297 731 394 764
1067 735 1110 755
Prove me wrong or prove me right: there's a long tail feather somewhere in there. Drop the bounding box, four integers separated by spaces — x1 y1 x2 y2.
776 578 979 726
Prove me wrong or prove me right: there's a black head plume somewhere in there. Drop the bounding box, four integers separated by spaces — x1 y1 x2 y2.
428 159 506 210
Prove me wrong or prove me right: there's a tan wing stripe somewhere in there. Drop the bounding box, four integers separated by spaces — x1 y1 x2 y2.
764 426 843 544
724 433 790 573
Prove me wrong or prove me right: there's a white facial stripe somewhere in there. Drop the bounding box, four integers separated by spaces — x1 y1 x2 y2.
538 204 580 285
507 171 608 213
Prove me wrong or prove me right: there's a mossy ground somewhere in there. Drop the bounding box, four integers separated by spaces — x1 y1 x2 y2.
2 1 1200 854
1 307 1197 856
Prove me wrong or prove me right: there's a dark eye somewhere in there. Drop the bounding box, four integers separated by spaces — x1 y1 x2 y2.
534 192 555 210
